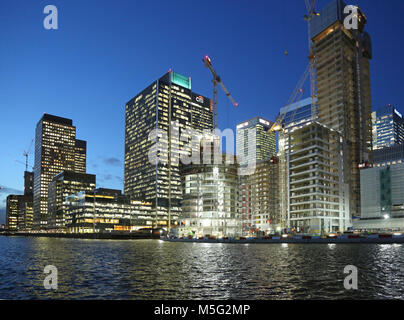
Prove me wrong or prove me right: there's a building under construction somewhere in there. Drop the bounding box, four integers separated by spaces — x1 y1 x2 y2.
288 122 351 234
239 157 280 236
310 0 373 217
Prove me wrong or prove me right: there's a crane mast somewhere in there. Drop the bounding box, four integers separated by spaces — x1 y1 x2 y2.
202 55 238 129
304 0 319 120
269 65 310 133
22 138 34 172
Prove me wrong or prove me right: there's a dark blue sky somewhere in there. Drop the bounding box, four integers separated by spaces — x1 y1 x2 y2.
0 0 403 223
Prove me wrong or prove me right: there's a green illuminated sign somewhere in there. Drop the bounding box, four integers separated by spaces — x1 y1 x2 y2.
171 72 191 90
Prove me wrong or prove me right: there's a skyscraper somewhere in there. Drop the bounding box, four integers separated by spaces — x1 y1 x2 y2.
372 105 404 150
74 139 87 173
310 0 373 216
124 71 213 229
33 114 87 229
236 117 276 167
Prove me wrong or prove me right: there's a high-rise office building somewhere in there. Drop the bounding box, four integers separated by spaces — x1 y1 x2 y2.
373 144 404 167
6 194 33 231
47 171 96 231
74 139 87 173
33 114 87 229
6 195 21 231
372 105 404 150
18 201 33 231
124 71 213 229
236 117 276 167
6 168 35 231
310 0 373 216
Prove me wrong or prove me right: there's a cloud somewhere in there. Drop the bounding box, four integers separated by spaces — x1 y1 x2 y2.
101 157 122 167
0 185 23 195
97 174 123 184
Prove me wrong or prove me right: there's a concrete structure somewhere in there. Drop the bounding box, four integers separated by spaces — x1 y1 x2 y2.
47 171 96 231
124 71 213 230
236 117 276 167
179 153 240 238
33 114 87 229
239 157 280 235
278 98 318 227
66 188 154 233
310 0 373 217
372 105 404 150
288 122 351 234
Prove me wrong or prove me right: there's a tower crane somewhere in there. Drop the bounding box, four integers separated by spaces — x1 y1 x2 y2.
304 0 320 120
202 55 238 129
14 159 34 171
269 0 319 134
269 64 310 133
22 139 34 172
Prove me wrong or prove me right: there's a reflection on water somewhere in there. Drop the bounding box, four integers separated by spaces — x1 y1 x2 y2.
1 236 404 299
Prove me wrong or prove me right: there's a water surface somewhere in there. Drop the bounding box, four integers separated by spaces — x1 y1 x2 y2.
1 236 403 299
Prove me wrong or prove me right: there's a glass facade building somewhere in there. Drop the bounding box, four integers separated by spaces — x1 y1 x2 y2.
6 168 35 231
6 194 32 231
18 201 33 231
236 117 276 167
179 154 240 238
124 71 213 229
372 105 404 150
65 188 154 233
373 144 404 167
360 163 404 220
47 171 96 231
33 114 87 230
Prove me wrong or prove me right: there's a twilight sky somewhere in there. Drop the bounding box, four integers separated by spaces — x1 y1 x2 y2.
0 0 403 223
